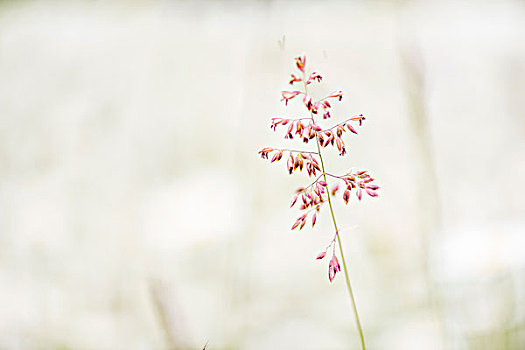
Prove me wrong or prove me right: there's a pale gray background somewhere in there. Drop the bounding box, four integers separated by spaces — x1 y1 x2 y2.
0 1 524 349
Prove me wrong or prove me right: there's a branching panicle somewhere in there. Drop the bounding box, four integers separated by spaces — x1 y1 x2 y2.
258 55 380 350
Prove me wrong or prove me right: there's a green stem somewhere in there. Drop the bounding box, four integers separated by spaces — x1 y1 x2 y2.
303 75 366 349
314 127 366 350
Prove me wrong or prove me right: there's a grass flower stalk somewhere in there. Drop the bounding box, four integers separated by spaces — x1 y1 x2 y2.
258 55 380 349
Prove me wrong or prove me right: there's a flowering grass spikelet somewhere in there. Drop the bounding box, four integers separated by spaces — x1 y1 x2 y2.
258 55 381 350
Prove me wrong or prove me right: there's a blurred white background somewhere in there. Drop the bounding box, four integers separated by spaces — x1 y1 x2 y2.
0 1 524 349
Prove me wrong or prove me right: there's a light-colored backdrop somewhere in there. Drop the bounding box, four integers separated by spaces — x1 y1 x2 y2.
0 1 524 349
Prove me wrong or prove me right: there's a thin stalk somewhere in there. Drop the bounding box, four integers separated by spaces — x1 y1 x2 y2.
304 76 366 349
314 135 366 350
279 149 319 154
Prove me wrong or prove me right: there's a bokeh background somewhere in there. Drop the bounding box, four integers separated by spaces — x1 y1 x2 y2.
1 1 524 349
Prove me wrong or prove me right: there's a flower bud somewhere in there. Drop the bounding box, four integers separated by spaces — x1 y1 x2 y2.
289 74 302 85
343 190 350 204
295 55 306 72
328 90 343 101
316 251 327 260
366 189 378 197
347 124 358 134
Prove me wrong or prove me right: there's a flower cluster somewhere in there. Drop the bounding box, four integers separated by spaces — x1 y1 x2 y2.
269 114 364 156
328 169 379 204
257 148 321 176
315 238 342 282
280 90 343 118
258 55 380 283
289 179 327 230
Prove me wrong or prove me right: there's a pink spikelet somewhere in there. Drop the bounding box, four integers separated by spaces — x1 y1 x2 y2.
258 56 380 283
